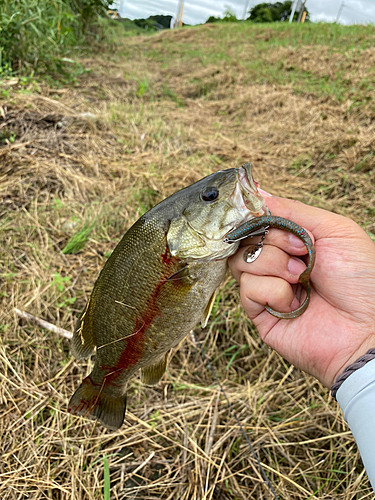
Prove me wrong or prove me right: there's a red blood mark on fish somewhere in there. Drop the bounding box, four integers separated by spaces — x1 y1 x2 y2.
68 376 102 413
105 244 179 384
105 284 163 381
161 245 178 265
69 399 91 414
161 247 171 264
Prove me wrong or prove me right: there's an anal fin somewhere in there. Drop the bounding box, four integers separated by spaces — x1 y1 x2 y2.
201 291 216 328
141 352 169 386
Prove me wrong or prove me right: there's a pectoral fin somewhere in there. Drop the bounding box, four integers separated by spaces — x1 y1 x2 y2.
201 291 216 328
167 264 195 285
141 352 169 386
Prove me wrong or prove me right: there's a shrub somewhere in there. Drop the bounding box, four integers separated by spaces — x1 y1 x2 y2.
0 0 110 78
247 1 310 23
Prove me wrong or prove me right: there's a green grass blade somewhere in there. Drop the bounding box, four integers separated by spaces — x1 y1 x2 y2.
62 220 95 254
103 455 110 500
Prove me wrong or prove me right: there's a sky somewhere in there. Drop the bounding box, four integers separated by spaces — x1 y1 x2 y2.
114 0 375 26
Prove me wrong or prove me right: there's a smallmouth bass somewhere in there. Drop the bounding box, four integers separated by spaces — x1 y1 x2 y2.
68 163 268 429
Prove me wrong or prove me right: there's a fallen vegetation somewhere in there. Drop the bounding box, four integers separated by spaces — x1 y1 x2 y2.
1 21 374 499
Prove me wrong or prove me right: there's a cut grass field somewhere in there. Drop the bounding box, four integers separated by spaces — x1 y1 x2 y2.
1 21 375 499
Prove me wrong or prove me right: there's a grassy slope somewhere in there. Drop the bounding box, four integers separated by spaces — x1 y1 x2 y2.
1 21 375 499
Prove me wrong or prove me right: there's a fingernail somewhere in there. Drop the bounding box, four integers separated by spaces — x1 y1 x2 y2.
289 233 305 248
258 188 272 197
288 257 305 276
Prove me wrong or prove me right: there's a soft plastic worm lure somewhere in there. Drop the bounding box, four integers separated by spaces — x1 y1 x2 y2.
224 216 316 319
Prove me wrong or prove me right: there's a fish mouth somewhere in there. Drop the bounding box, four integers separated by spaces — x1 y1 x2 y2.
219 163 269 242
234 163 268 218
238 163 257 193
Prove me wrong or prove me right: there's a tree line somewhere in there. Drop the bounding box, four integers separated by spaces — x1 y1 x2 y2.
207 2 310 24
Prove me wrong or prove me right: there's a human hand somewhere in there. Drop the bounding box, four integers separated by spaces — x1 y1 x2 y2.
229 194 375 388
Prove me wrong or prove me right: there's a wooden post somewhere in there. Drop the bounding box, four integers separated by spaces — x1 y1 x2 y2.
179 1 184 27
297 0 307 22
174 0 182 28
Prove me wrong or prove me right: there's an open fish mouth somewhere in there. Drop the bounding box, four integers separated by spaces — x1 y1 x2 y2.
238 163 258 193
210 163 269 244
232 163 268 218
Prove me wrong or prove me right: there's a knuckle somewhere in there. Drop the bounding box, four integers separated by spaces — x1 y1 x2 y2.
273 279 292 302
239 271 253 289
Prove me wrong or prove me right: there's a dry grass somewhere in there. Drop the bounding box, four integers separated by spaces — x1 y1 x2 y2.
1 22 374 499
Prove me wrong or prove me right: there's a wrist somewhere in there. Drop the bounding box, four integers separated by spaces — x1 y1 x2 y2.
331 346 375 399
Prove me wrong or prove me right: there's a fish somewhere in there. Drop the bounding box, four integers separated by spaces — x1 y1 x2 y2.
68 163 269 430
224 215 316 319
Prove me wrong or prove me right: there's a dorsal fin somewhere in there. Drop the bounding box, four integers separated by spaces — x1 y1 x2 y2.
71 300 96 359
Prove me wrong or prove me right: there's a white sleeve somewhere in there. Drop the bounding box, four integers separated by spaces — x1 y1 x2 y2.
336 358 375 491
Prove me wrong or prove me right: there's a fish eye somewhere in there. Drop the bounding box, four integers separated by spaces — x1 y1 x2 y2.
201 186 219 202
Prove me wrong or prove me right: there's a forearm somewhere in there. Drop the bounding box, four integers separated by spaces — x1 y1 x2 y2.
336 358 375 491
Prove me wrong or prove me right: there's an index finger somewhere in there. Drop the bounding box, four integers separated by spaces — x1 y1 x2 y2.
263 196 357 241
238 227 314 256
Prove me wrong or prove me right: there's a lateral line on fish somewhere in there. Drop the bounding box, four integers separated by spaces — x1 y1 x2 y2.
191 331 279 500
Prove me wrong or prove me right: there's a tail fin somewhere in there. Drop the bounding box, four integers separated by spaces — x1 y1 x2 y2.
68 377 127 430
